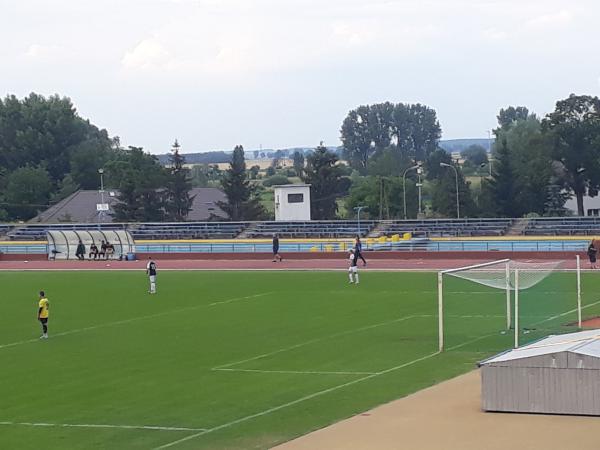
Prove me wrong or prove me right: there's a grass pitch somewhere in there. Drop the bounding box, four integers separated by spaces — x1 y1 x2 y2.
1 270 599 449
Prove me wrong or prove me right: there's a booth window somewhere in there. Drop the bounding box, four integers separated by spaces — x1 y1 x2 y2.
288 193 304 203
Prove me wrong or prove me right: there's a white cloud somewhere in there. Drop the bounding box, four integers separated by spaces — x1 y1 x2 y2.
526 10 573 29
24 44 66 59
121 39 171 70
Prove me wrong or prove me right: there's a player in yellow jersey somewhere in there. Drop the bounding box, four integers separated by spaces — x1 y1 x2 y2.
37 291 49 339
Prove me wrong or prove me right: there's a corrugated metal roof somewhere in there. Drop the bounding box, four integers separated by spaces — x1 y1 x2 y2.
481 329 600 364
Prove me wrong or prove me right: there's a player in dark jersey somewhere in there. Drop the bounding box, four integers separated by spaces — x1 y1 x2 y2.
272 234 282 262
146 257 157 294
354 235 367 266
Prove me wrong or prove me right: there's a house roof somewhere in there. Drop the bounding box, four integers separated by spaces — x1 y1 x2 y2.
31 188 228 223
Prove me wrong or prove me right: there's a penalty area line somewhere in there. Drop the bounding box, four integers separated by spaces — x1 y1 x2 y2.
156 351 440 449
213 368 378 375
0 421 206 432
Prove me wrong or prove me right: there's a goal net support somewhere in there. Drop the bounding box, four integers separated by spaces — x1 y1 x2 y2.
438 258 579 351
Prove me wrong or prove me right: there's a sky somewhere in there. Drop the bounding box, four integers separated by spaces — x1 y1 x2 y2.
2 0 600 154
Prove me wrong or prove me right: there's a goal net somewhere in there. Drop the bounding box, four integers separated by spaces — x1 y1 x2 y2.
438 258 587 352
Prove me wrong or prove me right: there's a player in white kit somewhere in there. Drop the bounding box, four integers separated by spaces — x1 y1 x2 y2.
348 249 359 284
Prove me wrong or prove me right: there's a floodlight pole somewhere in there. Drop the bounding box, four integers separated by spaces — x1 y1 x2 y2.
354 206 365 237
577 254 582 328
98 168 105 223
402 164 420 220
514 269 519 348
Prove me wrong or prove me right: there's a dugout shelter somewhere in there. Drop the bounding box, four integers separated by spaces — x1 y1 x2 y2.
480 329 600 416
46 229 135 260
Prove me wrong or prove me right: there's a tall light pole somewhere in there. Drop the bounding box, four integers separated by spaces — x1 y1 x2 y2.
402 164 421 220
354 206 365 236
98 168 105 222
440 162 460 219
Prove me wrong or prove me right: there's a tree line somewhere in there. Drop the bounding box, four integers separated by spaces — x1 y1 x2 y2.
1 92 600 222
0 94 193 222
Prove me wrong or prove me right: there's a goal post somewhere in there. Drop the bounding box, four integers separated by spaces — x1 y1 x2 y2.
438 258 582 352
438 259 510 351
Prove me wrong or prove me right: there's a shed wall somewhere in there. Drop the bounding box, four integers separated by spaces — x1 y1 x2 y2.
481 365 600 415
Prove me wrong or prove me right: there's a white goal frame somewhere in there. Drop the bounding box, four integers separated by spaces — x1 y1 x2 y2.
437 257 582 352
438 259 510 351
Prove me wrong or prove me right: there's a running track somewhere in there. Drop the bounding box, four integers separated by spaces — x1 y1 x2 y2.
0 257 584 271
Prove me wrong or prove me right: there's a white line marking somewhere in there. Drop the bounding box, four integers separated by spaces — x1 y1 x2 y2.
155 351 440 449
213 315 430 370
0 421 205 432
213 368 378 375
0 293 271 351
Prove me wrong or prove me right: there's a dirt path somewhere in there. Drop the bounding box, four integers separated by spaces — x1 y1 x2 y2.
273 370 600 450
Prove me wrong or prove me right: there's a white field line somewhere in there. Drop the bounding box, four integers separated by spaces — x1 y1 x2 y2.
213 314 430 370
0 421 205 432
214 368 377 375
0 293 271 351
155 351 441 450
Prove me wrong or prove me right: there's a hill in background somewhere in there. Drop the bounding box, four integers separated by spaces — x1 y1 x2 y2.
156 139 493 165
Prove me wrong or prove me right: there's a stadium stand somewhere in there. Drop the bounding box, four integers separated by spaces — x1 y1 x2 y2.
8 223 126 241
374 218 514 237
130 222 249 239
523 217 600 236
0 224 13 238
246 221 378 238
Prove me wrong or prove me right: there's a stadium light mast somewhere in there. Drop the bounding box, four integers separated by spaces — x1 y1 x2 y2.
440 162 460 219
402 164 421 220
98 168 105 222
354 206 365 236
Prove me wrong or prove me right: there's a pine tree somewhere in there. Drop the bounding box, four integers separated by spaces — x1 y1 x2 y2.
165 140 194 221
303 143 344 219
218 145 266 221
488 137 517 217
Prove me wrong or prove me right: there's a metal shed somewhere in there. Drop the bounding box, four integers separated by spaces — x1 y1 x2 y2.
480 329 600 415
46 229 135 260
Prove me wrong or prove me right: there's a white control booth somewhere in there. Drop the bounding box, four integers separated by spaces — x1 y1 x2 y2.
273 184 311 221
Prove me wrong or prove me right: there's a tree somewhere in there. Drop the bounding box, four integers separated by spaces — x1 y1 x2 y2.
543 94 600 216
164 140 194 221
249 165 260 180
341 102 441 172
487 137 517 216
461 145 488 167
345 175 418 220
110 147 168 222
218 145 266 221
3 165 52 220
497 106 530 130
426 149 476 218
302 143 346 219
292 151 305 177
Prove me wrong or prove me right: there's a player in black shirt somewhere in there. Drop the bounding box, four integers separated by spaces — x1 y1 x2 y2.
146 257 157 294
272 234 282 262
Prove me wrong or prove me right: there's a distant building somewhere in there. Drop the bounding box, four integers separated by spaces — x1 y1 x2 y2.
564 194 600 216
273 184 311 221
31 188 228 223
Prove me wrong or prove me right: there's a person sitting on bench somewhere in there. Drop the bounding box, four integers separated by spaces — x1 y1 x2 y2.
105 242 115 260
89 243 99 260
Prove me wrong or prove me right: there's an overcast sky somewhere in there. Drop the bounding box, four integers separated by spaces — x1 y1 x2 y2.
2 0 599 153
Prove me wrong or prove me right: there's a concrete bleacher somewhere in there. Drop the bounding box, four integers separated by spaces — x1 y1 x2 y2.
7 223 126 241
523 217 600 236
130 222 249 239
0 224 13 238
246 221 377 238
375 218 514 237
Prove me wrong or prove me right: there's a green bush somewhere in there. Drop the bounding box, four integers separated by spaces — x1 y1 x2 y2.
263 175 291 187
